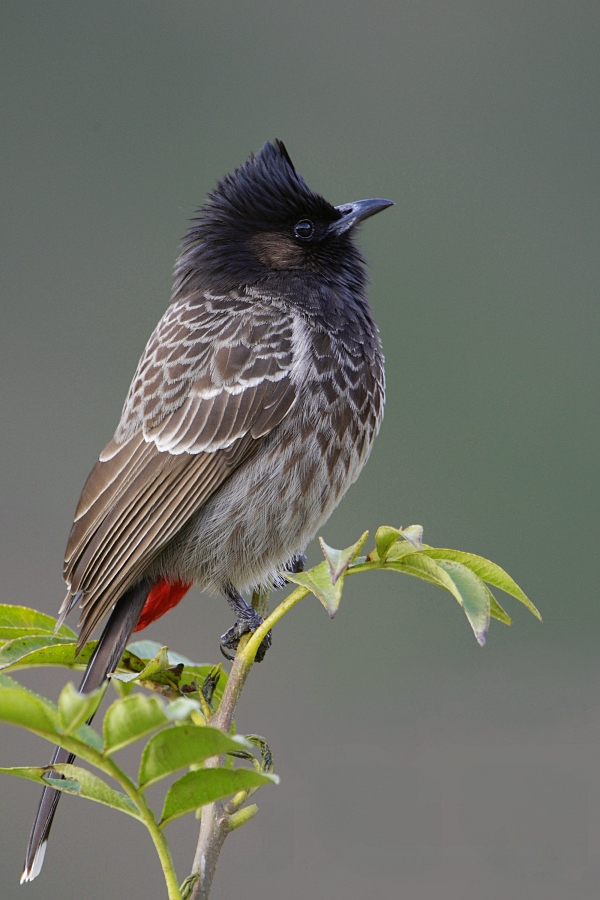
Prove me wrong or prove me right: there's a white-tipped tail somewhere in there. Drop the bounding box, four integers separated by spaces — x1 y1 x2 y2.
22 580 151 883
20 839 47 883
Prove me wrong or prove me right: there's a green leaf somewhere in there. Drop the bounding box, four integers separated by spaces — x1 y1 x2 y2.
45 775 82 792
134 645 169 677
111 678 134 699
139 726 249 789
0 637 159 681
47 764 139 816
288 533 374 616
385 551 450 587
58 682 106 735
381 553 491 645
160 767 278 827
0 765 69 785
0 673 25 688
74 723 104 753
103 693 169 754
0 675 103 753
0 679 96 757
0 636 89 672
0 764 140 817
115 648 228 707
0 678 60 736
112 645 192 698
319 531 368 583
422 548 541 620
165 697 203 721
399 525 424 550
381 542 421 562
487 587 512 625
0 631 170 680
285 561 344 618
374 526 403 560
373 525 423 561
433 559 491 646
178 666 228 704
111 646 171 684
365 539 423 567
0 604 76 640
127 640 196 666
350 538 533 640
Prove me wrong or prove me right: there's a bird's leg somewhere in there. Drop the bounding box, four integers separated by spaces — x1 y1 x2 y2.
220 556 305 660
220 585 272 662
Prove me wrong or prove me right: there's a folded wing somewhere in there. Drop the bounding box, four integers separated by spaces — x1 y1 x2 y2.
61 293 299 647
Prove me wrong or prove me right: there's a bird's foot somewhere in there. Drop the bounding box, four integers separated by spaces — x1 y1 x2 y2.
221 585 272 662
220 617 272 662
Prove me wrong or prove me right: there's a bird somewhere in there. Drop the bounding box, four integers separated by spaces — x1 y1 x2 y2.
21 139 392 882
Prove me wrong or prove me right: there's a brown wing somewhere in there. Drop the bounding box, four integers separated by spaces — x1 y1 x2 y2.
62 292 300 646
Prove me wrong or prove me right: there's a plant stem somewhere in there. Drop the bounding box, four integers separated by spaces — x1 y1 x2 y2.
99 756 183 900
188 584 309 900
135 795 182 900
44 731 183 899
241 584 309 668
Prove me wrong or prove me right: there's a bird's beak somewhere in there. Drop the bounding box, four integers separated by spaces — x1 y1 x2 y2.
329 198 394 235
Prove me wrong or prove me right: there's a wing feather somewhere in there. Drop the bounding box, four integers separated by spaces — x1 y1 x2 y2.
65 436 158 572
63 292 301 646
76 442 254 646
74 455 197 592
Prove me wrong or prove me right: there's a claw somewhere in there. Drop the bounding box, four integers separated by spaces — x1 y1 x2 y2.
221 584 273 661
219 620 272 662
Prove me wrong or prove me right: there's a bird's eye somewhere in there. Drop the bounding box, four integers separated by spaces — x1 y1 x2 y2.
294 220 314 240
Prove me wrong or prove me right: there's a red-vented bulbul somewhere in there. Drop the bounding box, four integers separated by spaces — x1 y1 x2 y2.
22 140 392 881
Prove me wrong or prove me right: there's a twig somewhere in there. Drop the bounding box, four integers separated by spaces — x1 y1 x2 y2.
188 584 309 899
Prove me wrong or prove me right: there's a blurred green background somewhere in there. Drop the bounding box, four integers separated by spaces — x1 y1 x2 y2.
1 2 598 898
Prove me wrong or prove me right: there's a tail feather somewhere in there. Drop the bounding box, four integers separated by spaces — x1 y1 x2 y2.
21 579 151 883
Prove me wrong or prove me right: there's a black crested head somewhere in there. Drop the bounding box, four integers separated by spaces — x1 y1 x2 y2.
173 141 393 323
202 139 340 234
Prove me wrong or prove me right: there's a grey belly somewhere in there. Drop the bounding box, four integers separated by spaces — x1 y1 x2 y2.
152 403 375 596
